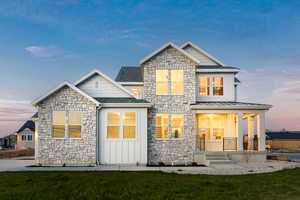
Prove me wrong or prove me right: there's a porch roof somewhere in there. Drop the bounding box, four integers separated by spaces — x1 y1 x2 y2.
95 98 152 108
190 101 272 110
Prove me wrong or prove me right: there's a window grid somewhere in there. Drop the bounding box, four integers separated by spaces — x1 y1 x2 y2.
156 70 184 95
106 112 137 139
156 114 184 139
52 111 82 138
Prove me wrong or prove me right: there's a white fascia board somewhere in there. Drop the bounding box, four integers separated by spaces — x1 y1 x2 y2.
196 68 240 73
74 69 136 98
190 105 272 110
118 82 144 86
181 41 225 66
102 103 153 108
31 81 100 106
139 42 200 65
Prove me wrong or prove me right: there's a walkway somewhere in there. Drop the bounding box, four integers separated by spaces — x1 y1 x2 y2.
0 158 298 175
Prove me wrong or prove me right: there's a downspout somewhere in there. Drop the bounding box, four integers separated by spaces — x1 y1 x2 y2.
96 106 101 165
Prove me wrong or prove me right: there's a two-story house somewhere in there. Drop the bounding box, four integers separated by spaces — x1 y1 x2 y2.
32 42 271 166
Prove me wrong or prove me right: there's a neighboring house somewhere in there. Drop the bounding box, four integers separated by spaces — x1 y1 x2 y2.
0 134 16 149
266 131 300 149
32 41 272 166
15 120 35 150
2 135 16 149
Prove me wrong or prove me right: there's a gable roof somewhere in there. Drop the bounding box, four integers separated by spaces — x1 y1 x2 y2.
32 81 100 106
181 42 224 66
115 66 143 82
17 120 35 133
75 69 136 98
139 42 200 65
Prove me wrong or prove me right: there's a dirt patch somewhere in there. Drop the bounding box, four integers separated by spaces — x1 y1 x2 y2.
0 148 34 159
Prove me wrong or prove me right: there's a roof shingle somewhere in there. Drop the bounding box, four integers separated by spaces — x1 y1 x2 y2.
115 66 143 82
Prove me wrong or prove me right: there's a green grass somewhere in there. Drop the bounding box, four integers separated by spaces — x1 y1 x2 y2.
1 169 300 200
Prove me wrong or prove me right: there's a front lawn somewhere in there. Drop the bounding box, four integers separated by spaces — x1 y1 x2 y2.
1 168 300 200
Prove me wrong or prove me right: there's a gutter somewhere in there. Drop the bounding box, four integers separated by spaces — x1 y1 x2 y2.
96 105 101 165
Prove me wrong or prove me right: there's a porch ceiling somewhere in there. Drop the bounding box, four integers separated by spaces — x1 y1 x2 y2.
190 101 272 110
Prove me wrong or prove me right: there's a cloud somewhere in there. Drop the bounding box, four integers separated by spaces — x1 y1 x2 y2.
25 46 59 58
24 45 74 59
273 87 300 94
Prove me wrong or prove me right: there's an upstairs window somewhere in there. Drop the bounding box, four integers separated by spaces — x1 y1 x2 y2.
213 77 224 96
132 88 142 98
171 70 184 95
199 77 210 96
156 70 168 95
156 69 184 95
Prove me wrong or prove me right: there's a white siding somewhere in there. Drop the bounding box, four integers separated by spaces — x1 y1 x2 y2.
99 108 148 165
183 46 219 66
122 85 144 99
78 74 131 98
196 73 235 101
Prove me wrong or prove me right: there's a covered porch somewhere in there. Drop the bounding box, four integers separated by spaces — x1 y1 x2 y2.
191 102 272 153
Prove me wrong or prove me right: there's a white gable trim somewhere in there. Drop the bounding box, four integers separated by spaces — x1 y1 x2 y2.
181 42 225 66
32 81 100 106
139 42 200 65
75 69 136 98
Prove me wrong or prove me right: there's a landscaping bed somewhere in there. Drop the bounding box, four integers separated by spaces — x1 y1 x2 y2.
0 148 34 159
1 168 300 200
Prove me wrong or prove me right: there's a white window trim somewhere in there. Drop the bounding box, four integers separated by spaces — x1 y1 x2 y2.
51 111 83 140
105 111 137 140
198 76 224 97
155 114 185 140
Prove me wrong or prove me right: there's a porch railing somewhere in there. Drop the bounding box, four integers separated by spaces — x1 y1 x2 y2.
196 136 237 152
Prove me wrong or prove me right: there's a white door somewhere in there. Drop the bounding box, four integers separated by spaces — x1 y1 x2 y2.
100 108 147 165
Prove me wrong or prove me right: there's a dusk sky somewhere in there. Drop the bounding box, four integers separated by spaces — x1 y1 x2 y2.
0 0 300 137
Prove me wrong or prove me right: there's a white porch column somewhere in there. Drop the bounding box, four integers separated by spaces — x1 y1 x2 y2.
247 116 255 151
236 113 243 151
257 112 266 152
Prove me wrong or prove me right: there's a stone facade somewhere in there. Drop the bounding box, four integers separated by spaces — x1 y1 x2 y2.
142 46 197 165
36 86 97 166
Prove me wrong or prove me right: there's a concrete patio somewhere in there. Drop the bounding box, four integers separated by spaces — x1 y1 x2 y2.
0 158 299 175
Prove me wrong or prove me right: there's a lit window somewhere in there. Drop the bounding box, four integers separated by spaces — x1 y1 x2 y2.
156 114 184 139
156 114 169 138
107 112 121 138
132 88 142 98
69 112 81 138
199 77 210 96
52 111 82 138
171 70 184 95
156 70 168 95
52 111 66 138
213 77 223 96
123 112 136 138
171 114 184 138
